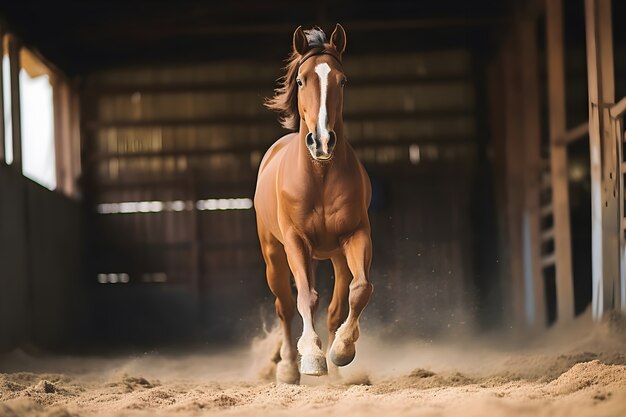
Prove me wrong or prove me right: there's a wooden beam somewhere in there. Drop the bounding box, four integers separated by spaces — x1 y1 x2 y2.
554 122 589 146
585 0 619 319
547 0 575 323
7 35 22 170
519 16 546 328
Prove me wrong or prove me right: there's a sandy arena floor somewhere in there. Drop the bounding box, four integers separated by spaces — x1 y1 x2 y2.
1 314 626 417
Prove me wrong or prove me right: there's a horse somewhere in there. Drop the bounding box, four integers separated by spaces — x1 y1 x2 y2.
254 24 373 384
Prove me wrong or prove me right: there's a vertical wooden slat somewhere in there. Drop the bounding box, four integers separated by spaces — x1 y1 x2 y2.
546 0 574 322
69 86 81 197
616 117 626 312
585 0 619 319
519 17 546 327
0 25 5 163
52 75 65 192
7 35 21 171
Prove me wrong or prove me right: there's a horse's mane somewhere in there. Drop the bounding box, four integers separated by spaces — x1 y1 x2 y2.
265 27 329 131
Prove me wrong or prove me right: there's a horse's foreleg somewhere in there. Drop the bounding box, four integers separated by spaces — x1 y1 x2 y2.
284 232 327 376
330 228 373 367
327 254 351 376
263 240 300 384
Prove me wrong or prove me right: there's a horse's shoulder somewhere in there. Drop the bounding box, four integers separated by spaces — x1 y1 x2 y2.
258 133 297 173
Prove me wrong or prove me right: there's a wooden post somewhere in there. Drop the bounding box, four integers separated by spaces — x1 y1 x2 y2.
585 0 619 319
519 17 546 327
69 86 81 197
7 35 22 171
502 36 527 327
546 0 574 322
0 25 5 163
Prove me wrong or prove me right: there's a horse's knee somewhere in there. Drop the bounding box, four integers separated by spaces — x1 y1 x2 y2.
349 280 373 309
296 288 319 314
275 297 295 322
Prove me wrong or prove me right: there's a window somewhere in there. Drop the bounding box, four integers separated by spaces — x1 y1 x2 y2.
20 48 56 190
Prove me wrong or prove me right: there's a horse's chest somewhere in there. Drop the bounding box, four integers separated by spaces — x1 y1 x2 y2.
298 197 361 244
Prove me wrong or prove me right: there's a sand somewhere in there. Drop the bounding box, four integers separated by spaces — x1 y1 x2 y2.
2 312 626 417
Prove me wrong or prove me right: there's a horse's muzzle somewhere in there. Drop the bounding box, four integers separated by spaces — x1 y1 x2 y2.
306 130 337 160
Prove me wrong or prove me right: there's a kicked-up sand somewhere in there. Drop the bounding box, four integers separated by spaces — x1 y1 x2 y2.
1 312 626 417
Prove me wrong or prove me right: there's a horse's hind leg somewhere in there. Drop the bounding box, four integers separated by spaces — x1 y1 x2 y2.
330 228 373 367
327 254 351 376
261 236 300 384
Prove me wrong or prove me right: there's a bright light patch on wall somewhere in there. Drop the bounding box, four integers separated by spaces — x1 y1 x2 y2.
196 198 253 211
97 198 253 214
97 273 130 284
20 69 56 190
409 144 421 164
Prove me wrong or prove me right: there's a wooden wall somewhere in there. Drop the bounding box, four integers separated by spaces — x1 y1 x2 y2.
81 49 481 341
0 165 82 351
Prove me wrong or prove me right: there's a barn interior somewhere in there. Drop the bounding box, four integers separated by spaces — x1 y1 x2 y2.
0 0 624 365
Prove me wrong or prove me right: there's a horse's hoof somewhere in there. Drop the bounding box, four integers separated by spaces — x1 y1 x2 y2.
276 360 300 384
330 341 356 367
300 354 328 376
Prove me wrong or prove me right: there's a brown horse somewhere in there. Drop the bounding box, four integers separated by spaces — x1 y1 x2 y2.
255 24 373 384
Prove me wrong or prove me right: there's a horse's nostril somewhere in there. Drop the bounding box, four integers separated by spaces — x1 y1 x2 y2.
306 133 315 148
328 131 337 149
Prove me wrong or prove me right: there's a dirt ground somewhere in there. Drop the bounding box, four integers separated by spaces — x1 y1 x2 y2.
2 312 626 417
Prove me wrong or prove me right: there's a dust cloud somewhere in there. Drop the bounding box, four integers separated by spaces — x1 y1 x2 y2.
1 310 626 417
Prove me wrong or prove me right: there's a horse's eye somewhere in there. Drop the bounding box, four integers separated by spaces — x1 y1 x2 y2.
296 78 303 87
341 78 347 87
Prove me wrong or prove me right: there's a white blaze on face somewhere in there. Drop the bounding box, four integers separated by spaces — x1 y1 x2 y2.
314 62 331 154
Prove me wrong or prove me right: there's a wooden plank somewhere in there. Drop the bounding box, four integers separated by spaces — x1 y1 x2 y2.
85 108 474 130
610 95 626 118
541 253 556 268
547 0 575 323
7 35 22 170
84 74 473 97
86 136 474 162
585 0 619 319
540 203 554 217
554 122 589 146
541 227 555 242
616 117 626 312
519 16 546 328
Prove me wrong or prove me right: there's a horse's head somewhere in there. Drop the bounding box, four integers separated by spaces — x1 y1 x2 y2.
293 24 347 161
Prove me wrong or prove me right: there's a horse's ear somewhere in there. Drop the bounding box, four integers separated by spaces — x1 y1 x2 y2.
330 23 347 55
293 25 308 55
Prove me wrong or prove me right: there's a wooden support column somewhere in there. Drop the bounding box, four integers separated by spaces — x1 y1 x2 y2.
585 0 619 319
7 35 22 171
0 25 5 163
53 79 73 194
519 17 546 327
502 37 527 327
546 0 574 322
